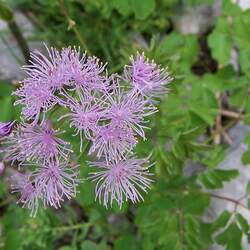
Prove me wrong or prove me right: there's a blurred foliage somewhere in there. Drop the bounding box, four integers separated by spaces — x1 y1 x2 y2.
1 0 250 249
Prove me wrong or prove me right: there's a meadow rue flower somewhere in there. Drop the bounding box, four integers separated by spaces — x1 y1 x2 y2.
67 54 107 92
14 80 57 123
4 46 171 213
10 172 40 217
34 159 80 209
23 45 71 90
10 160 80 216
0 121 15 137
59 90 106 151
4 121 71 165
89 124 137 160
88 156 153 208
105 81 157 139
124 52 172 98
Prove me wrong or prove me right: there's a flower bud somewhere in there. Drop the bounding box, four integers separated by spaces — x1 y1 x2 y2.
0 121 15 137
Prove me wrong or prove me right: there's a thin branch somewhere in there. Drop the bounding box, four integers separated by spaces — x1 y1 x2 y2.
178 209 185 249
52 222 90 232
222 131 233 145
209 193 250 212
214 92 222 144
205 119 238 144
58 0 90 53
219 109 243 119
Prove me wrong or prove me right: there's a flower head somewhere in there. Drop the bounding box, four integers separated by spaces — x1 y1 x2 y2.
105 80 157 139
124 52 172 98
67 54 107 92
0 121 15 137
34 160 80 209
14 80 57 123
88 156 153 208
23 45 71 90
10 172 40 216
59 91 106 151
89 124 137 160
4 121 71 165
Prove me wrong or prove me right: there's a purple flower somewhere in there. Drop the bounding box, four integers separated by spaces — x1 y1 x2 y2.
88 156 153 208
0 162 5 176
89 124 137 160
6 48 168 213
10 172 40 216
4 121 71 165
23 45 107 93
59 91 106 151
124 52 172 98
105 81 157 139
23 45 71 90
67 54 107 92
34 160 80 209
0 121 15 137
14 80 57 123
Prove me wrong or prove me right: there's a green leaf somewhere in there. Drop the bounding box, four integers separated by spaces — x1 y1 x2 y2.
247 181 250 195
77 180 95 206
233 12 250 74
216 222 243 250
212 210 231 231
214 169 239 181
115 234 137 250
181 126 205 140
59 247 77 250
242 150 250 165
183 192 210 215
0 181 7 197
185 214 199 233
244 133 250 144
189 95 217 125
199 169 239 189
236 213 249 234
0 96 13 121
4 230 22 250
189 108 213 125
0 1 13 21
221 0 242 15
0 82 14 96
113 0 131 16
172 140 186 160
81 241 98 250
208 18 232 65
159 232 180 249
132 0 155 20
201 146 225 168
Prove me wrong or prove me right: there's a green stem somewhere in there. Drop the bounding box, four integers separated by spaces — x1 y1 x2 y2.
58 0 90 53
77 141 90 162
8 19 30 63
52 222 90 232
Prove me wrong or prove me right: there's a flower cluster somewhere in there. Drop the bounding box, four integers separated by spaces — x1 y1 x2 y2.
2 46 171 215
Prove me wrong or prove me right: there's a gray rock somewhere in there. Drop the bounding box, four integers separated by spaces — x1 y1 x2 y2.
205 123 250 249
0 11 44 80
173 5 214 35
